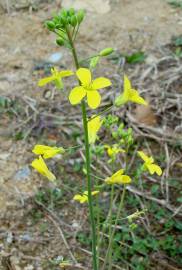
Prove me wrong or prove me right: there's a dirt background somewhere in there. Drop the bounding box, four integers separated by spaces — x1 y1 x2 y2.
0 0 182 269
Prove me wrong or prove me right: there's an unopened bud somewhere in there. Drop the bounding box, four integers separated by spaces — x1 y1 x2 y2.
56 38 64 46
60 16 67 26
70 15 77 27
99 47 114 57
60 8 68 17
69 8 75 16
77 10 85 24
45 21 55 31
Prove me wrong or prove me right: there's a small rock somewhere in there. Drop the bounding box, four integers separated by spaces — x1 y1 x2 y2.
48 52 63 64
14 165 31 181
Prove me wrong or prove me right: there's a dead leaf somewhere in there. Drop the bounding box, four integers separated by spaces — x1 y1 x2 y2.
133 104 157 126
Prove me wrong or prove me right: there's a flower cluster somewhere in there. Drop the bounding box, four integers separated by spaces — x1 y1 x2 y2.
33 67 162 201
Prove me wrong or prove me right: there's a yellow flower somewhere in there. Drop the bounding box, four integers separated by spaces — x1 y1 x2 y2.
88 115 103 144
31 156 56 181
38 67 73 89
105 144 125 158
59 261 71 268
115 74 147 106
73 190 99 203
105 169 131 185
127 209 147 222
69 68 111 109
32 144 65 159
137 151 162 176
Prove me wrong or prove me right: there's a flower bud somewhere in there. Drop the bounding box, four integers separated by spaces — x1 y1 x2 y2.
99 47 114 56
60 15 67 26
70 15 77 27
60 8 68 17
56 38 64 46
69 8 75 16
90 56 100 69
77 10 85 24
45 20 55 31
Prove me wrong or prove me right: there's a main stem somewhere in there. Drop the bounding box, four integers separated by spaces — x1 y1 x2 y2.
81 102 98 270
66 27 98 270
102 186 126 270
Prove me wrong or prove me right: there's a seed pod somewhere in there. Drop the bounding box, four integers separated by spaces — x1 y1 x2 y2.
77 10 85 24
99 47 114 56
56 38 64 46
45 21 55 31
70 15 77 27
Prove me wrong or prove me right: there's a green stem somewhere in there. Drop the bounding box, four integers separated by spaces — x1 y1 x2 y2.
102 186 126 270
65 26 79 69
87 105 114 123
66 27 98 270
81 101 98 270
108 184 114 270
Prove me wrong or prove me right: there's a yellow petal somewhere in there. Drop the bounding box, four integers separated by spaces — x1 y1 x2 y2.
117 175 132 184
38 76 55 87
76 68 91 85
115 75 131 106
59 70 74 77
51 67 58 76
105 169 125 184
88 115 103 144
73 194 88 203
69 86 86 105
92 77 111 90
137 151 149 162
91 190 99 196
31 156 56 181
87 90 101 109
124 74 132 90
130 89 148 105
32 145 65 159
147 164 162 176
105 174 131 185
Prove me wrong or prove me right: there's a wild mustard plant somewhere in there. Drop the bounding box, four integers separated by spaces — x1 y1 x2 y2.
31 7 163 270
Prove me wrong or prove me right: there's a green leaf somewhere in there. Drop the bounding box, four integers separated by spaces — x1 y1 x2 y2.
125 51 146 64
177 196 182 203
151 184 159 195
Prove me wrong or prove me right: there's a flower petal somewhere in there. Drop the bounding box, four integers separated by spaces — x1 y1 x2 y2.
73 194 87 203
91 190 99 196
69 86 86 105
88 115 103 144
76 68 91 85
38 76 55 87
137 151 149 162
92 77 111 90
147 164 162 176
87 90 101 109
32 145 65 159
117 175 132 184
31 156 56 181
130 89 148 105
124 74 132 90
59 70 74 77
